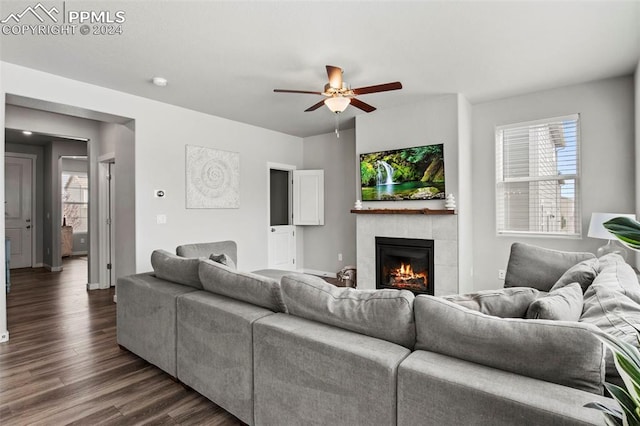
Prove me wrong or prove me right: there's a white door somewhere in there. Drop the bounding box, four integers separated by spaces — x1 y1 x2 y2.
268 225 296 270
267 167 296 270
5 156 33 269
293 170 324 225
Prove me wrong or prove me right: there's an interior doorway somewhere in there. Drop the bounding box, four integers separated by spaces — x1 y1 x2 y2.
267 163 296 270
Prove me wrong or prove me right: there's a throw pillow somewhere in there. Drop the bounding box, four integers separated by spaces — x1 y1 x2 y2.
443 287 540 318
580 254 640 380
526 282 583 321
549 257 599 293
414 295 605 395
198 259 287 313
504 242 596 292
150 249 203 289
209 253 236 269
280 273 416 349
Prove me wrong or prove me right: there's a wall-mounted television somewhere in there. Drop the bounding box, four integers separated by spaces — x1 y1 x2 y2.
359 143 445 201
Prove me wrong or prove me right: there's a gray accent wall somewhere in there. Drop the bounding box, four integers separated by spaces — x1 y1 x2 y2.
302 129 357 274
471 76 636 289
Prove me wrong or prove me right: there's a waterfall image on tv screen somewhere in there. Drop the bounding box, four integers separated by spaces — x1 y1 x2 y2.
359 144 445 201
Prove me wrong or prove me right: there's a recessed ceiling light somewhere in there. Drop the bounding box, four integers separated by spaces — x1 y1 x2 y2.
22 131 32 136
152 77 168 87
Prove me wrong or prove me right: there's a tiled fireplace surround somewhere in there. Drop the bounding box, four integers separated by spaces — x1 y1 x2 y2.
356 214 458 296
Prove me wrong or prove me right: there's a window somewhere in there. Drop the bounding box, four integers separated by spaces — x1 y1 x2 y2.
496 114 580 237
62 172 89 233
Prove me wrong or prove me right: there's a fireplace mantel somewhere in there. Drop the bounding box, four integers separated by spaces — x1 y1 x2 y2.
350 208 455 215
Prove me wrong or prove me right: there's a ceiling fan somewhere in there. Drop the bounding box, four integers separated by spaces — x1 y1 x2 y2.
274 65 402 114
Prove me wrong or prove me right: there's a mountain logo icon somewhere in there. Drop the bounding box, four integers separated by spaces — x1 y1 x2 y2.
1 2 60 24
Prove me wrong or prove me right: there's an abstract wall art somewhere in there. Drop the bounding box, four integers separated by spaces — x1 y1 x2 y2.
186 145 240 208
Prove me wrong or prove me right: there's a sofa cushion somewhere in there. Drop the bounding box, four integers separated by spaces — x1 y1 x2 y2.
198 259 287 313
414 295 605 394
209 253 236 269
580 254 640 379
280 273 416 348
150 249 203 289
550 257 599 293
442 287 539 318
504 243 596 292
176 240 237 265
526 282 583 321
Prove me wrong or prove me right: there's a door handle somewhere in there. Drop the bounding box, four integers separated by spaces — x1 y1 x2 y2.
271 228 276 232
26 219 31 223
26 225 31 229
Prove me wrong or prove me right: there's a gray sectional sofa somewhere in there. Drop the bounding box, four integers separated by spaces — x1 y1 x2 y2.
116 241 636 425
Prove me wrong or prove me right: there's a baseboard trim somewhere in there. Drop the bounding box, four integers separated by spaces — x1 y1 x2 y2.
86 283 101 291
44 264 63 272
302 269 337 279
0 330 9 343
72 251 88 256
33 262 44 268
113 294 117 303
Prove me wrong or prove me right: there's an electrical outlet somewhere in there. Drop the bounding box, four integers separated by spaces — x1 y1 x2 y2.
338 253 343 261
498 269 506 280
80 238 85 244
157 214 167 224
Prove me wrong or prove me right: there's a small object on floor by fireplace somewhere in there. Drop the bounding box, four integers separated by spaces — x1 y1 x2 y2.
445 193 456 210
337 266 357 288
354 200 363 210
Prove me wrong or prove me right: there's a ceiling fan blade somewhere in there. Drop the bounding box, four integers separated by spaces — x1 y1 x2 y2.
350 98 376 113
305 99 326 112
352 82 402 95
326 65 343 89
274 89 323 95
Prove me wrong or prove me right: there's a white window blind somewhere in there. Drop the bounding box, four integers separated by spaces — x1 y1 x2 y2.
496 114 580 237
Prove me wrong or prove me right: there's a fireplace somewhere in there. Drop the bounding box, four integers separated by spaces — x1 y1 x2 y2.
375 237 434 295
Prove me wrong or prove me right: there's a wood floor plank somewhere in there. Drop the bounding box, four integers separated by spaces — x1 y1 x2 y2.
0 257 244 425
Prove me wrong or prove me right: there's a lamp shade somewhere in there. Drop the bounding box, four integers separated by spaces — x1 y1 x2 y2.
324 96 350 113
587 212 637 240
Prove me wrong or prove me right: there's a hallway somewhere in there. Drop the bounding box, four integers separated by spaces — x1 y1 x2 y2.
0 258 242 425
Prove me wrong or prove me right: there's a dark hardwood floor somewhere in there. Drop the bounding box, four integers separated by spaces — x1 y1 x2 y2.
0 257 243 425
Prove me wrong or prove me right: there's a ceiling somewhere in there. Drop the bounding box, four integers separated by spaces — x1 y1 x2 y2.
1 1 639 138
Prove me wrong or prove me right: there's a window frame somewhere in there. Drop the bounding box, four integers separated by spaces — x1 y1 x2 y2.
61 171 89 233
495 114 581 238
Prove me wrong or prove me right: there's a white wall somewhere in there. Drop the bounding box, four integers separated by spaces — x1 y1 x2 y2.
472 76 636 290
1 62 303 273
302 129 357 275
1 64 6 342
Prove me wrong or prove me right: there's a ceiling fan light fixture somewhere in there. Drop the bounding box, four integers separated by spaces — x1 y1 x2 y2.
324 96 350 113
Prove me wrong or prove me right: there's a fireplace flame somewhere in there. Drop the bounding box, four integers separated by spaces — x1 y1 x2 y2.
391 262 427 285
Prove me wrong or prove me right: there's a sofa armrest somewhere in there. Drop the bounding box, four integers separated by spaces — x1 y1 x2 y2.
398 350 608 426
116 272 197 377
